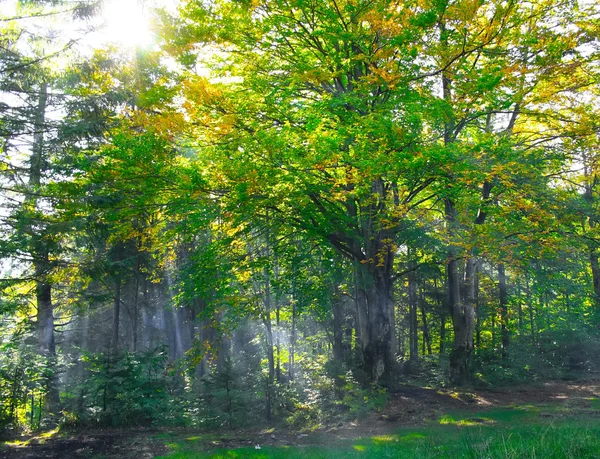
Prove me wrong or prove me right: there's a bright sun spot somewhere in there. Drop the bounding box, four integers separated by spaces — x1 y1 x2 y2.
100 0 154 48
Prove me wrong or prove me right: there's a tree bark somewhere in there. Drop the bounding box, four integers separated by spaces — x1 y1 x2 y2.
434 277 446 354
498 263 509 361
332 296 344 363
516 280 524 333
590 251 600 311
408 270 419 361
448 251 476 386
35 268 61 413
263 266 275 421
356 257 396 384
353 263 369 365
289 294 296 381
112 277 121 353
29 82 61 414
525 274 536 345
331 179 397 384
419 287 432 355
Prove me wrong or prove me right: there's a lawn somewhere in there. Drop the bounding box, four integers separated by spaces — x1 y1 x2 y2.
158 407 600 458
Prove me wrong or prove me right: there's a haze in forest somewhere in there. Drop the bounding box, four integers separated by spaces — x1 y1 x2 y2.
1 0 600 457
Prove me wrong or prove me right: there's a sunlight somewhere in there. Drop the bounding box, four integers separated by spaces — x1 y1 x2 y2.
99 0 154 48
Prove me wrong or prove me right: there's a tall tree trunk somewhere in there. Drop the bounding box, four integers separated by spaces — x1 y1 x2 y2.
263 266 275 421
276 304 282 382
289 294 296 381
408 270 419 361
332 296 344 363
440 38 474 384
516 280 524 333
112 277 121 353
475 268 481 350
30 82 60 414
590 250 600 312
357 259 396 384
130 252 143 353
35 267 61 413
274 261 282 382
343 180 396 384
583 161 600 317
525 274 536 345
419 287 432 355
448 251 476 386
435 277 446 354
353 263 369 366
498 263 509 361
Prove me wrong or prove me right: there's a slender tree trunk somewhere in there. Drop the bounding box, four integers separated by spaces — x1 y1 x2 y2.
590 251 600 311
129 252 143 352
517 280 524 333
440 42 475 384
353 263 369 366
276 305 282 382
583 169 600 317
289 295 296 381
263 266 275 421
419 287 432 355
112 277 121 353
475 268 481 350
408 270 419 361
192 298 208 377
435 277 446 354
498 263 509 361
35 273 61 413
525 275 536 345
332 297 344 363
274 261 282 382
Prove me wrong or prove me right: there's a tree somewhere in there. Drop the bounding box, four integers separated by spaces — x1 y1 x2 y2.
167 0 453 384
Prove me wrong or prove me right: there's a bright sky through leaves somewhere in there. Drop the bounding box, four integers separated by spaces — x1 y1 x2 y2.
98 0 154 48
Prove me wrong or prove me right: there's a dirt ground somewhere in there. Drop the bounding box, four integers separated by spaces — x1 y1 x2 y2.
1 380 599 459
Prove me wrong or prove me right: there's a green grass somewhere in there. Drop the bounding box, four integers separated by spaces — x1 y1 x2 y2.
156 409 600 458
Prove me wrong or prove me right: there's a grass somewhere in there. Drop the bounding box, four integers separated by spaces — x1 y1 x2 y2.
2 427 60 448
156 409 600 459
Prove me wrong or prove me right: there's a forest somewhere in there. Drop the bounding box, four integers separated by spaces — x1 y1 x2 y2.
1 0 600 457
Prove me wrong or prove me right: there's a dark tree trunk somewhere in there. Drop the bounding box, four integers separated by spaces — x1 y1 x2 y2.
29 82 60 414
356 258 396 384
408 270 419 361
516 280 524 333
334 179 396 385
590 250 600 312
419 287 432 355
475 268 481 350
289 294 296 381
525 275 536 345
332 297 344 363
112 277 121 353
276 304 282 382
131 258 141 353
441 49 474 384
584 170 600 317
435 277 446 354
498 263 509 361
35 273 61 413
353 263 369 365
448 249 476 386
263 266 275 421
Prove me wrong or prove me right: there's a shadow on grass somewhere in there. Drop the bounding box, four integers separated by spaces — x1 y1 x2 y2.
156 410 600 459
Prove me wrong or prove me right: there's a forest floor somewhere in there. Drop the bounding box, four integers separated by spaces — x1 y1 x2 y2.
2 379 600 458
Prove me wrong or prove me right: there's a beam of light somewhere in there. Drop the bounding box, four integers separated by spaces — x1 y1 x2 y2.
98 0 154 49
